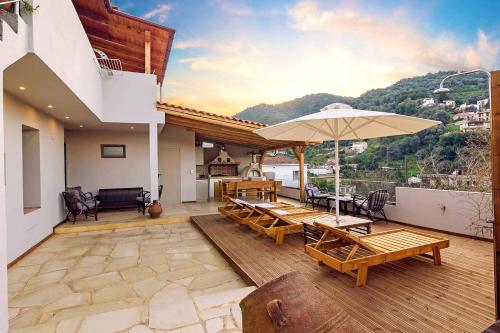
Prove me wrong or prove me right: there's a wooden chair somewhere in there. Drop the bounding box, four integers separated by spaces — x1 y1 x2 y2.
305 223 449 286
353 189 389 222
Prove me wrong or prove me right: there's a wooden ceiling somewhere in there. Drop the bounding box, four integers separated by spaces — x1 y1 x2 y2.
158 103 310 150
72 0 175 84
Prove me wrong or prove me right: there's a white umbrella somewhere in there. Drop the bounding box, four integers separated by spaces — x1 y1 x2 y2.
254 103 440 222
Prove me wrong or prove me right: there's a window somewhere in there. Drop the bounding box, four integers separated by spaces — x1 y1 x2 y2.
101 144 126 158
22 125 41 214
293 170 300 181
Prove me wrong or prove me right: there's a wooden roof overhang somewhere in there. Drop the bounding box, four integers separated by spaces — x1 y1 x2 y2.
157 103 310 151
72 0 175 83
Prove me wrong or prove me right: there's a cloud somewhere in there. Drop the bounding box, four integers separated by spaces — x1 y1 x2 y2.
164 0 500 116
288 0 500 71
142 4 172 23
174 38 209 50
211 0 253 16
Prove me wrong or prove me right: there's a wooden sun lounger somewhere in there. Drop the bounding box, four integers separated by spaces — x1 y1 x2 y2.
305 223 450 286
218 197 292 225
247 207 335 245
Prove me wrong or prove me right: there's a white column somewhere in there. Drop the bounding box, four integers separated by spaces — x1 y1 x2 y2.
0 71 9 333
149 123 159 201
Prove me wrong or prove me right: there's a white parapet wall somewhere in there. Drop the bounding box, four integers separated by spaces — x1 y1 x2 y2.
386 187 493 239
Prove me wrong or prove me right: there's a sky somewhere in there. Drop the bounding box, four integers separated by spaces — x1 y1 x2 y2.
113 0 500 115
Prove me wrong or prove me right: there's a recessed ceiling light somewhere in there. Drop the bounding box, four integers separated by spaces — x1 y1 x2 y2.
79 125 84 128
130 126 134 130
47 105 54 108
19 86 26 90
65 116 70 119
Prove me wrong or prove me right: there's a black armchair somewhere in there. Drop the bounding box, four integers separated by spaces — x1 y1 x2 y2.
137 185 164 215
304 183 330 209
62 189 99 223
353 190 389 222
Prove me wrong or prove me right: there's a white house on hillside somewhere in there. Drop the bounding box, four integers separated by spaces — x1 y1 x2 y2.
422 98 435 107
262 155 308 188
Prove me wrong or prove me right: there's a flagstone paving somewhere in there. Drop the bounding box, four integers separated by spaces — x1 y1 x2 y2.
8 223 255 333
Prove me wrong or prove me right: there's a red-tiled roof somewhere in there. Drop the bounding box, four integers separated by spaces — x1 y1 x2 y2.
263 155 299 165
157 103 267 127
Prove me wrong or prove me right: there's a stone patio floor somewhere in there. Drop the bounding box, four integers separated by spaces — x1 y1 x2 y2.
8 223 255 333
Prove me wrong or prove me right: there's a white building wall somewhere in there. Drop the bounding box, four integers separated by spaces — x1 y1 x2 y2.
263 164 308 188
0 72 8 333
101 72 164 124
31 0 104 119
65 130 151 194
158 125 196 202
4 93 65 263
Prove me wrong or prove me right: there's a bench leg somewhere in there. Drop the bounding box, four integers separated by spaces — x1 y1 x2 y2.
432 246 442 265
275 231 285 245
356 262 368 287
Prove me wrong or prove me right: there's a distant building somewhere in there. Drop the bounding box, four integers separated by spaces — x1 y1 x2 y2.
421 98 435 107
309 166 332 176
458 103 468 111
477 99 489 109
443 100 456 108
452 112 476 122
262 155 308 188
345 142 368 154
460 120 490 132
477 109 491 122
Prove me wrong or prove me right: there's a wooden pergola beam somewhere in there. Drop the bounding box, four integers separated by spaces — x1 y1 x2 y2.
492 70 500 319
293 145 307 202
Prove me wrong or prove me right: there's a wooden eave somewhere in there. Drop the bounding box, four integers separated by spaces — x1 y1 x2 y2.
157 103 309 150
72 0 175 84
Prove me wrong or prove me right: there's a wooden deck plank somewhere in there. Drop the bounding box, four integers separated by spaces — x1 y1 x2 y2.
191 214 495 333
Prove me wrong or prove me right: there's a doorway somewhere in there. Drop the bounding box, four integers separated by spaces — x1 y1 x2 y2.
159 147 181 205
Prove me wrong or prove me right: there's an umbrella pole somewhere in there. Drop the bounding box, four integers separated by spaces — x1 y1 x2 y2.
335 139 340 223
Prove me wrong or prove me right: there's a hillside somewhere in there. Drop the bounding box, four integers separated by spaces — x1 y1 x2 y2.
235 71 489 124
235 71 490 178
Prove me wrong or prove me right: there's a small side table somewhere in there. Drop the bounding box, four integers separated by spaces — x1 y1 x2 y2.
326 195 352 215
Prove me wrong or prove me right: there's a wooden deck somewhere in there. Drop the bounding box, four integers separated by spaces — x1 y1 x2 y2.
192 214 495 333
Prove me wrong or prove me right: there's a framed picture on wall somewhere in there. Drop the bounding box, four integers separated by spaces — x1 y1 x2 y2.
101 144 126 158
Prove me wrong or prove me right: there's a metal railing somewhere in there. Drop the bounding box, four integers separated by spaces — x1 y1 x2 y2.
95 57 122 76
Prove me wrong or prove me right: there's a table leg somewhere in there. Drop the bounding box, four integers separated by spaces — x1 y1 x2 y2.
343 201 348 215
327 198 331 212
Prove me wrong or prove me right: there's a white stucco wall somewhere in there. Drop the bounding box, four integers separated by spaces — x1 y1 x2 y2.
4 93 65 263
158 125 196 202
0 72 8 333
386 187 493 239
65 130 151 194
263 164 308 188
102 72 164 124
31 0 104 119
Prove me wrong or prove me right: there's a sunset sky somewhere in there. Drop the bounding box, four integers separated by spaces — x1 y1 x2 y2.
113 0 500 115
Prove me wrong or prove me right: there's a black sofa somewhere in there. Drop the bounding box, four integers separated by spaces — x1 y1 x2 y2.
97 187 143 210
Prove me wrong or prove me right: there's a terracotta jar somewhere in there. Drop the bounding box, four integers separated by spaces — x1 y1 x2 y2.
148 200 162 219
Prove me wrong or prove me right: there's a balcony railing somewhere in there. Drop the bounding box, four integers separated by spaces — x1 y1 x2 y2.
95 57 122 76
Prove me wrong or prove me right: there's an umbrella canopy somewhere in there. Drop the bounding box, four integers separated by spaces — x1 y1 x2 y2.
254 104 441 142
254 103 441 222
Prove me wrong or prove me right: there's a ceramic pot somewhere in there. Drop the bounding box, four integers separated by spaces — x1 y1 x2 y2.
148 200 162 219
0 3 14 12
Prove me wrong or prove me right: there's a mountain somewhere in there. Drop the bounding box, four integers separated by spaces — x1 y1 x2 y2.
234 71 490 176
235 71 489 125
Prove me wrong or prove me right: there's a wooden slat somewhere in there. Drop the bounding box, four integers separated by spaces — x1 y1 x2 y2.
192 214 495 332
492 70 500 320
